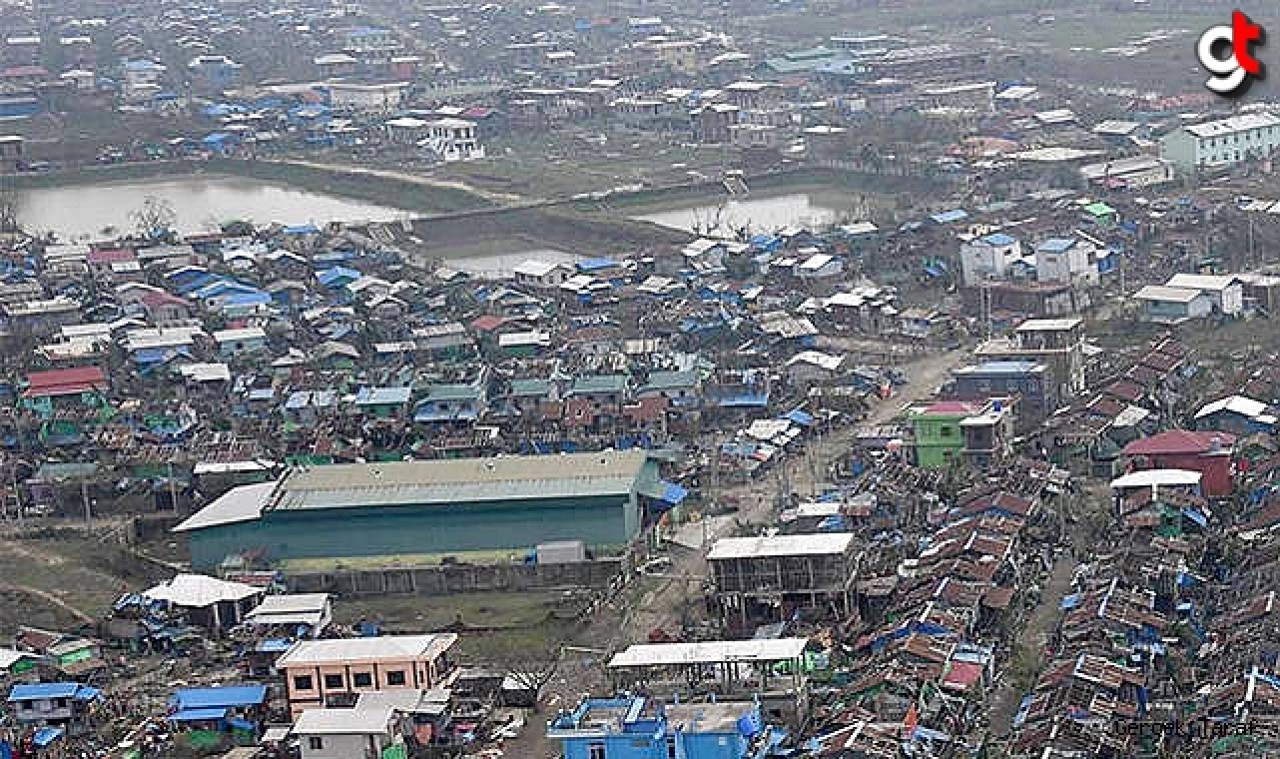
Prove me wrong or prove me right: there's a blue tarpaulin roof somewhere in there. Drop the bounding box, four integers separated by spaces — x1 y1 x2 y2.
32 727 63 747
782 409 814 426
929 209 968 224
659 480 689 505
1182 507 1208 528
9 683 99 702
170 707 230 722
1060 592 1083 609
258 638 293 653
576 257 618 272
173 685 268 710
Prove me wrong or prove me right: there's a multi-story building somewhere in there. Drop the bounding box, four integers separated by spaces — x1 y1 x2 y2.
1035 236 1099 286
1159 111 1280 171
275 634 458 715
959 232 1023 286
910 399 1013 470
976 318 1086 401
548 696 768 759
949 360 1056 424
707 533 858 626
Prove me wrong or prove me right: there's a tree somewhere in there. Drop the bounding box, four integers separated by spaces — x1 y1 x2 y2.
130 195 177 239
482 628 569 708
0 186 19 233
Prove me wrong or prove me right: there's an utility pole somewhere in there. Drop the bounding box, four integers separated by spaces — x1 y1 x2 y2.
168 459 179 512
81 480 91 527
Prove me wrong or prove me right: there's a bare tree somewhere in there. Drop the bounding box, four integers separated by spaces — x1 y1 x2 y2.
130 195 177 239
483 629 568 708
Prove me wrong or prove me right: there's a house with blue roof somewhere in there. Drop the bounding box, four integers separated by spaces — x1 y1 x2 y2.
949 360 1055 425
1034 236 1099 286
317 266 362 291
169 684 267 746
548 695 769 759
959 232 1023 286
355 386 414 419
7 682 101 736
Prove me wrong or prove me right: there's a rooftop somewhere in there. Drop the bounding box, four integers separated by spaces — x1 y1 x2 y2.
609 638 808 668
708 533 855 560
265 451 651 512
276 634 457 667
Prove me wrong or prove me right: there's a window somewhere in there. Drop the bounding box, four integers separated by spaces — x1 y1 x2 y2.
353 672 373 688
588 742 607 759
308 737 324 750
293 675 313 691
323 674 344 690
667 737 677 759
939 426 954 438
386 670 407 686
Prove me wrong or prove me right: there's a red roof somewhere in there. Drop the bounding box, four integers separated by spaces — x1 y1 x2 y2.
942 660 984 691
470 314 506 333
140 290 189 309
87 248 136 264
1124 429 1237 457
1 65 47 79
24 366 107 399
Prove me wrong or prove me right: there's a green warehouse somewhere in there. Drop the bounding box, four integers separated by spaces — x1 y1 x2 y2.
175 451 662 570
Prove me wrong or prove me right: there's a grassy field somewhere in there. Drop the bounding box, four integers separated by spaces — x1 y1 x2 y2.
333 588 594 662
0 536 170 634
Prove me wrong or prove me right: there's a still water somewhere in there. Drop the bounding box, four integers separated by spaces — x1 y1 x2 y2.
18 176 412 240
445 248 583 279
632 192 845 236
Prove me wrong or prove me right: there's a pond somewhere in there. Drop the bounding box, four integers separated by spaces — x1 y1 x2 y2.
631 192 850 236
17 175 412 240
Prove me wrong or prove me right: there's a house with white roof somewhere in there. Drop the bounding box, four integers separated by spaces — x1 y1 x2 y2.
1159 111 1280 171
512 259 569 289
1164 273 1244 316
291 706 403 759
1194 395 1276 435
140 573 264 633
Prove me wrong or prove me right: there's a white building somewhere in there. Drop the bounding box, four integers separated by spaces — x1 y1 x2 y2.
327 82 408 113
122 59 166 103
512 259 568 289
1035 236 1098 286
1165 273 1244 316
1079 156 1175 188
1159 112 1280 171
959 232 1022 286
422 118 483 161
292 707 402 759
1133 285 1213 324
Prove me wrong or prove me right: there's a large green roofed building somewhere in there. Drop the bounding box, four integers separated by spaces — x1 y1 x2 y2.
175 451 661 569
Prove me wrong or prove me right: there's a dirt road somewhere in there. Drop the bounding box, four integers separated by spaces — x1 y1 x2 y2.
609 347 970 645
271 158 524 204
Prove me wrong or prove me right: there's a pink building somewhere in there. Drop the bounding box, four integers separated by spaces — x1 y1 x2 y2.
275 634 458 714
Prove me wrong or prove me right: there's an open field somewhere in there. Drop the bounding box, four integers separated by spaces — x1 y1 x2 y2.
0 535 170 635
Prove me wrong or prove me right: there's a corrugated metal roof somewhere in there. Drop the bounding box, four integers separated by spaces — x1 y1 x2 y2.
708 533 853 560
608 638 808 668
276 634 457 667
269 451 649 512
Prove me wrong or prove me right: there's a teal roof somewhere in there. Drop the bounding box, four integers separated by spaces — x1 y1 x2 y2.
641 370 699 392
422 383 482 402
572 375 627 395
510 378 554 397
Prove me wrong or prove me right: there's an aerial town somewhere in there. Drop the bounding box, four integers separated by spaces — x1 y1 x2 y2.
2 0 1280 758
